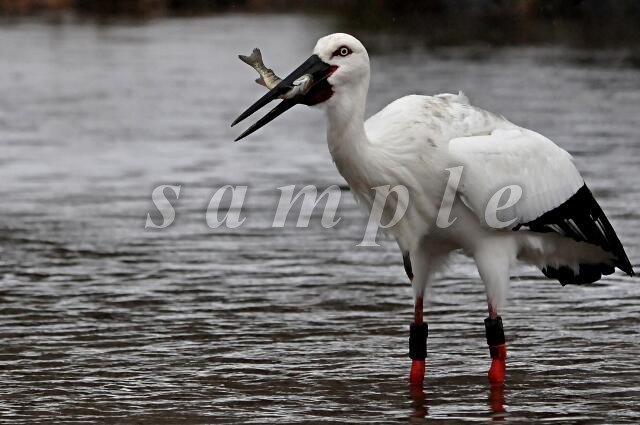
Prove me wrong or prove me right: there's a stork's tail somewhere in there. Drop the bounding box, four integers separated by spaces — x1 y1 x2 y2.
515 184 633 285
516 230 635 285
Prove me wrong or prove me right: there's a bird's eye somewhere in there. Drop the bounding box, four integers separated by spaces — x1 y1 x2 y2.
333 46 352 57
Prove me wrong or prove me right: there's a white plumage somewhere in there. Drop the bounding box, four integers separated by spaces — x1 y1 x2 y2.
314 34 632 310
450 126 585 224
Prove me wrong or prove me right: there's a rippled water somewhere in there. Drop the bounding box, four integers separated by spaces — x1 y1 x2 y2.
1 15 639 423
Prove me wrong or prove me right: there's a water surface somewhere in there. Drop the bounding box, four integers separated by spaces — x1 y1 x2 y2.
0 15 639 423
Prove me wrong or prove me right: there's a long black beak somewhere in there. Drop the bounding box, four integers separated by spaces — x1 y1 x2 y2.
231 54 333 141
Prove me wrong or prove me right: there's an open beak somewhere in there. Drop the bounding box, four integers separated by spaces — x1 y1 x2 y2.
231 54 335 141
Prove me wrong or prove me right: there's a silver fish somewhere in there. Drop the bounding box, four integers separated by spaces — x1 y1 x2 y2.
238 48 313 99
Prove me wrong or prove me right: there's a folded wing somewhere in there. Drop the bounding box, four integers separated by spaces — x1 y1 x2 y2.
449 127 633 284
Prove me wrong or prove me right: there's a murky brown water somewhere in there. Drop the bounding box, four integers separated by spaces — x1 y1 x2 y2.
1 15 639 423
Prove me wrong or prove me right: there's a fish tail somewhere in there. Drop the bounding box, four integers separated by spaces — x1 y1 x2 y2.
238 48 265 69
251 48 265 67
238 54 253 66
238 48 281 89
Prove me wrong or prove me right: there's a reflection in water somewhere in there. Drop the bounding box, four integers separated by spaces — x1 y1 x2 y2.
488 384 506 419
409 384 428 420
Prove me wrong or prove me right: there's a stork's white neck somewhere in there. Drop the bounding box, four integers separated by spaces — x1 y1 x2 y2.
325 79 370 164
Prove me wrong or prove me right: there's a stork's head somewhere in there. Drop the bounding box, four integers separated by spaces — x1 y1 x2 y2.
232 33 370 141
313 33 370 96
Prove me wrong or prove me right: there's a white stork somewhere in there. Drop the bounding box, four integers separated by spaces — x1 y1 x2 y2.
231 33 634 386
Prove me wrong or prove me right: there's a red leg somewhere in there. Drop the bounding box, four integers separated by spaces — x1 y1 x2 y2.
485 304 506 385
409 296 427 386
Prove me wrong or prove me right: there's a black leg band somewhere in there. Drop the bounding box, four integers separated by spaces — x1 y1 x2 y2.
489 345 501 359
484 316 505 346
409 322 428 360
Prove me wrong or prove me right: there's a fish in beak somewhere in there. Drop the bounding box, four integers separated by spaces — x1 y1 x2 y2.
238 48 283 89
231 53 336 141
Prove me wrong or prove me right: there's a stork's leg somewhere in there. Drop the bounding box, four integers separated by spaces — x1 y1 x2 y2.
409 295 427 386
404 249 430 387
474 245 510 385
485 304 507 385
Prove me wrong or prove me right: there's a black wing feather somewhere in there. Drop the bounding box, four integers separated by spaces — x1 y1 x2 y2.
517 184 633 285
